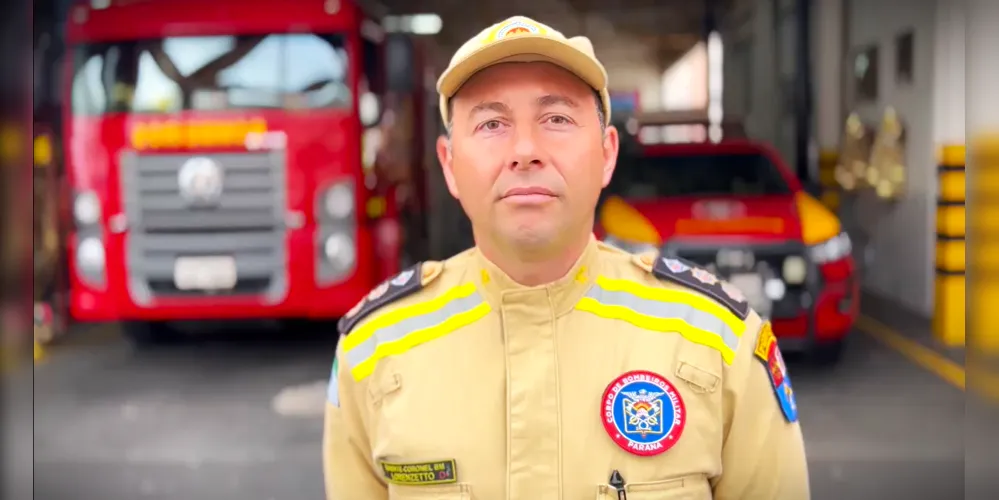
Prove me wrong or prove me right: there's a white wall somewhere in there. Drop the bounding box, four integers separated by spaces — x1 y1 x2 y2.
722 0 795 164
933 0 965 145
722 0 954 316
661 42 708 111
598 44 668 112
841 0 938 315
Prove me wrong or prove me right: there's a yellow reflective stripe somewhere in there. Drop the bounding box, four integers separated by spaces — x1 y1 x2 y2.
342 282 478 352
350 301 490 381
594 276 746 336
576 276 748 365
575 298 737 365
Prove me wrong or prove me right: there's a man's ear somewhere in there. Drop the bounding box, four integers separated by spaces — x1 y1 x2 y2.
436 135 460 199
600 125 620 188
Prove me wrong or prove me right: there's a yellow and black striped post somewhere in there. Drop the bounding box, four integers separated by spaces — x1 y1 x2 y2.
933 145 965 347
818 149 840 211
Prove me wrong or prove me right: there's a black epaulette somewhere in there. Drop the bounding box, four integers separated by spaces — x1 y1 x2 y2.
651 255 750 320
337 262 428 336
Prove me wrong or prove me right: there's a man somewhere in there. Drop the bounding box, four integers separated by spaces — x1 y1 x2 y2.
324 15 809 500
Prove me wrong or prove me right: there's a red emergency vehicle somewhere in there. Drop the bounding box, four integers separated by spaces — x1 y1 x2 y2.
599 111 858 363
63 0 438 343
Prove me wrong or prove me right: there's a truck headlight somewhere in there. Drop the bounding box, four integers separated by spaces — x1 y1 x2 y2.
809 232 852 264
323 183 355 220
603 235 659 255
324 233 356 268
74 191 101 226
782 256 808 284
77 237 105 271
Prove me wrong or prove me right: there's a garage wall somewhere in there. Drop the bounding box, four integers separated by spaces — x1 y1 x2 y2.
841 0 938 315
722 0 797 164
726 0 944 316
598 44 667 112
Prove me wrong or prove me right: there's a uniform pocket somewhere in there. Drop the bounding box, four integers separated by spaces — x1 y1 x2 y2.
595 474 712 500
675 361 720 394
389 482 472 499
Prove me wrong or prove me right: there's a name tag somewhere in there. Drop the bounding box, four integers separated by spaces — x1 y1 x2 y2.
379 459 457 485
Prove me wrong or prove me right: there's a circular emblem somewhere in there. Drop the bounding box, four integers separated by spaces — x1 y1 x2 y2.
496 21 541 39
601 370 686 457
178 157 224 206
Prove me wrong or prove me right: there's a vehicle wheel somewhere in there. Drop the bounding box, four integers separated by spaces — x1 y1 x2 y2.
812 339 846 365
123 321 181 347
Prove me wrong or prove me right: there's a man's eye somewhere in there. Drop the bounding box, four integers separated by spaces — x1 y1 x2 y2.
547 115 571 125
481 120 502 131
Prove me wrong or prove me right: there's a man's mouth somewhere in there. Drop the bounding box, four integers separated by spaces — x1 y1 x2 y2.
501 186 557 199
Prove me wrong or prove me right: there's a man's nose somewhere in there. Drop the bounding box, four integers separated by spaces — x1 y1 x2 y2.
510 127 543 170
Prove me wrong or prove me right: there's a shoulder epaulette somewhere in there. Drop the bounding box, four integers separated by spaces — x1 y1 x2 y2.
337 262 441 336
650 255 750 320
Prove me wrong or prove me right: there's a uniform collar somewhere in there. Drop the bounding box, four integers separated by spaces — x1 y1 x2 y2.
473 235 601 317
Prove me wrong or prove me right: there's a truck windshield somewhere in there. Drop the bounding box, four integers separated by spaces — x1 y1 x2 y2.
609 152 792 199
71 33 350 114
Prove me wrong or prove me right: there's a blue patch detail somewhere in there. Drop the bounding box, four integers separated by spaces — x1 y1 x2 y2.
611 380 674 441
766 348 798 423
327 356 340 407
602 371 686 457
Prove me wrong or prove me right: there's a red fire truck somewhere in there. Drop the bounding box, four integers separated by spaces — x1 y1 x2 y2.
599 111 859 363
63 0 441 343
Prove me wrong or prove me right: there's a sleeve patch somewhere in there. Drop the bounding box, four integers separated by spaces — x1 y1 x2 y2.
651 256 750 320
327 355 340 407
754 322 798 423
337 263 428 336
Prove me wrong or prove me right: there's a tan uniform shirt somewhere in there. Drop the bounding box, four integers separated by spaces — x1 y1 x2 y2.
324 239 809 500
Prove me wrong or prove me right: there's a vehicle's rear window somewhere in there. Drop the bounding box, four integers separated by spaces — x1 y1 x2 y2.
609 152 792 199
71 33 351 115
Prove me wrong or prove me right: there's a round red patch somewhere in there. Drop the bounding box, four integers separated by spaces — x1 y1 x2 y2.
600 370 686 457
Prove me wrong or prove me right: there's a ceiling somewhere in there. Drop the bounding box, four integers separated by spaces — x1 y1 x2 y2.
373 0 732 70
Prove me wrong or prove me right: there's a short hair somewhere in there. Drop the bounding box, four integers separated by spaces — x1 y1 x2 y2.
445 89 606 139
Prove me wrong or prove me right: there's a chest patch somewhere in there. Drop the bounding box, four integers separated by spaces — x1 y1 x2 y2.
379 459 458 485
601 370 686 457
652 256 750 320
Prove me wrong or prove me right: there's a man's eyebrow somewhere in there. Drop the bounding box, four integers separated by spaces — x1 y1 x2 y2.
467 101 511 119
537 94 578 108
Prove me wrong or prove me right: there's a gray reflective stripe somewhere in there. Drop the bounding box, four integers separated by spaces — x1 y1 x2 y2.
344 291 485 369
327 357 339 407
584 286 741 352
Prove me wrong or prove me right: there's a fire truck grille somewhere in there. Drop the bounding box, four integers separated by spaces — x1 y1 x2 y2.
119 151 288 303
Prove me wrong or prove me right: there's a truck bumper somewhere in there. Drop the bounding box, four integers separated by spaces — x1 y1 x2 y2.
69 231 377 322
775 276 860 351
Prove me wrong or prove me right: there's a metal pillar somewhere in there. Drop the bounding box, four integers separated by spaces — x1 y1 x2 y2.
793 0 815 190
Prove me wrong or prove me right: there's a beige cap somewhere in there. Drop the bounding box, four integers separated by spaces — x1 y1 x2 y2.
436 16 612 127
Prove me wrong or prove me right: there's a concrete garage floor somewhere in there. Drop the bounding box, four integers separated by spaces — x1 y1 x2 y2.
21 319 967 500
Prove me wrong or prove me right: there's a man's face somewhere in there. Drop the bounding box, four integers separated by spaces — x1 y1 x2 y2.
437 62 619 256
